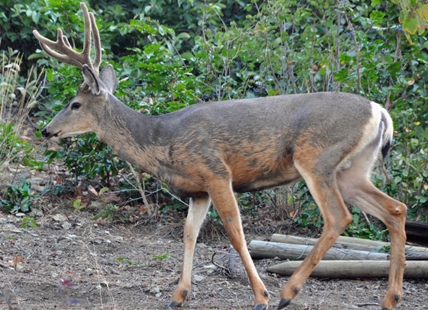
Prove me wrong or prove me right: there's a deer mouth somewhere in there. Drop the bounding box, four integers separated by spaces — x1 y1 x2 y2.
46 130 63 140
42 128 62 140
52 130 62 138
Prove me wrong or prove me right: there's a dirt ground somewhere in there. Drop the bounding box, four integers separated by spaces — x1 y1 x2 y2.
1 205 428 310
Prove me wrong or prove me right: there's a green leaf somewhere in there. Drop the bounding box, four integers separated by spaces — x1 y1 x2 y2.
176 32 190 40
403 18 419 34
416 196 428 203
32 11 40 24
410 138 419 146
419 4 428 20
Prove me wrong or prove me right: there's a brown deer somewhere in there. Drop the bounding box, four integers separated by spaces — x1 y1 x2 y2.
33 3 407 310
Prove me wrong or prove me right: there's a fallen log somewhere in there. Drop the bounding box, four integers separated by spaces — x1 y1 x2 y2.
267 260 428 279
337 235 428 253
270 234 428 260
248 240 389 260
406 221 428 247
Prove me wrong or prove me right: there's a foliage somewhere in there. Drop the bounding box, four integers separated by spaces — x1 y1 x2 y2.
20 217 39 229
116 256 134 266
0 178 37 214
152 253 169 261
344 207 389 240
92 203 122 222
73 198 85 211
0 46 44 213
0 123 37 168
293 184 388 240
44 134 125 185
0 48 44 172
392 0 428 41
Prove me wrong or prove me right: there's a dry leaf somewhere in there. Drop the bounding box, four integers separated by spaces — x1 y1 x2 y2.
88 185 98 196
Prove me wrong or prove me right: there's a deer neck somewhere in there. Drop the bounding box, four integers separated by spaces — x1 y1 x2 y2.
95 94 168 176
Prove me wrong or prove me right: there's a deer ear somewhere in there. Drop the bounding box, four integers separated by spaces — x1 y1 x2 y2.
81 65 100 95
99 64 117 93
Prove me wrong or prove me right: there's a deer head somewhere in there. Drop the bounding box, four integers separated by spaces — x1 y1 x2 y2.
33 2 117 140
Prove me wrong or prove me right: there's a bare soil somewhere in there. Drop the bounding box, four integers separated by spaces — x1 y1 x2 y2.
1 207 428 310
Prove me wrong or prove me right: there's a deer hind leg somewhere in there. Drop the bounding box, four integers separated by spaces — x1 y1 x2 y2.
169 195 211 308
337 165 406 310
278 162 352 309
209 179 269 310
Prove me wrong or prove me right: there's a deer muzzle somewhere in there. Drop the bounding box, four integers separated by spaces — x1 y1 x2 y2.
42 127 61 139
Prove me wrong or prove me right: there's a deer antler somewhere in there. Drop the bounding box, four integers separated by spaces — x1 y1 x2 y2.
33 2 101 75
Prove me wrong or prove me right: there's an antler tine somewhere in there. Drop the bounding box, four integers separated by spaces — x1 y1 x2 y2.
32 2 100 73
89 12 102 75
33 28 86 68
62 34 72 48
79 2 94 71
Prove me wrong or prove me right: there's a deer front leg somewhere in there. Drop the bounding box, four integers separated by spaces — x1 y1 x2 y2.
168 195 211 308
209 180 269 310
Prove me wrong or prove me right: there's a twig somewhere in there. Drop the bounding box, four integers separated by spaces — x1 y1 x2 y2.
356 302 380 307
211 251 232 277
56 214 80 243
126 162 150 207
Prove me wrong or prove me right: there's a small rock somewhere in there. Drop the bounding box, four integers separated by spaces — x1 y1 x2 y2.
114 236 124 243
149 285 161 294
194 275 204 282
85 268 93 276
29 208 44 217
62 222 72 230
52 214 67 222
203 264 217 274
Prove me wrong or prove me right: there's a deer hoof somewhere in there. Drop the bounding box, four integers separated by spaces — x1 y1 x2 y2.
167 301 183 308
253 303 268 310
277 298 291 309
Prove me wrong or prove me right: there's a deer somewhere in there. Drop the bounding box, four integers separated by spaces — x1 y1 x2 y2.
33 3 407 310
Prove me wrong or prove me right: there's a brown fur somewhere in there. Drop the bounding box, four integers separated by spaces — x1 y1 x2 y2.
34 3 407 310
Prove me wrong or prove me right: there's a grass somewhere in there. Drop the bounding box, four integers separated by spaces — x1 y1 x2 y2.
0 43 43 193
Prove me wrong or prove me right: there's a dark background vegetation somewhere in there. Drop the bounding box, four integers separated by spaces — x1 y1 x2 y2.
0 0 427 239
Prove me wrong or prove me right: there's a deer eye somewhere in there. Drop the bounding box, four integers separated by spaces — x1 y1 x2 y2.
71 102 81 110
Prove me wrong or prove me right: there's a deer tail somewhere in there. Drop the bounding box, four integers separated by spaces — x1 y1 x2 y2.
380 108 394 159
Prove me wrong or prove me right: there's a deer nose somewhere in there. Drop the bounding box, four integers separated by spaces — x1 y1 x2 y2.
41 128 50 138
